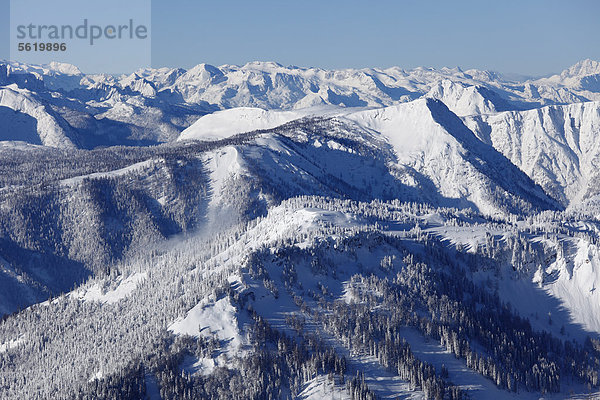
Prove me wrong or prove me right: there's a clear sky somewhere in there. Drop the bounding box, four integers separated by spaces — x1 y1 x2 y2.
1 0 599 76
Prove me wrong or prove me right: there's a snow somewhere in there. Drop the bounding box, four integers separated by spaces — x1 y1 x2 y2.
0 140 43 150
544 238 600 334
2 58 600 151
60 159 158 187
0 335 25 354
178 107 300 141
430 220 600 341
178 95 557 220
344 98 555 215
297 375 351 400
169 297 241 341
72 272 147 304
464 101 600 206
345 99 454 159
119 74 158 97
45 62 83 76
168 296 248 367
426 79 501 116
177 95 559 218
0 85 76 148
234 209 428 399
4 58 600 398
6 61 82 77
425 223 505 253
535 59 600 91
201 146 249 227
180 355 218 376
89 370 105 382
147 59 600 111
423 217 600 340
178 106 345 141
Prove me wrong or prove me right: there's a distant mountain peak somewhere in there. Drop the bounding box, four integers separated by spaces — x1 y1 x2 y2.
181 63 225 83
561 59 600 78
242 61 285 70
45 62 83 76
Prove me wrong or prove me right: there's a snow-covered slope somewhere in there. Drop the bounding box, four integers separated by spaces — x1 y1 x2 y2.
343 98 559 215
0 85 76 148
2 196 598 399
535 59 600 94
2 61 83 92
543 237 600 334
465 101 600 206
0 98 563 318
177 97 560 216
179 107 307 141
178 105 353 141
426 79 510 116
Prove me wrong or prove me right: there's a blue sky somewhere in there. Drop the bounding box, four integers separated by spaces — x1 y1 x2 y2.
1 0 599 75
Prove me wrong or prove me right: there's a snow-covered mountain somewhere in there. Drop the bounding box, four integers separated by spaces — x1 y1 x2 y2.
344 99 558 215
0 85 77 148
465 101 600 207
2 60 600 399
176 99 558 216
140 60 600 111
3 59 600 150
534 59 600 93
1 58 598 147
178 107 315 141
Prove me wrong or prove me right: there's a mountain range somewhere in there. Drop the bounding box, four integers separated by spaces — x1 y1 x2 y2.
1 59 600 399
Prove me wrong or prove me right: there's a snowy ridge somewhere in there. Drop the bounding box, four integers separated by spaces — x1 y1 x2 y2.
177 99 558 216
178 105 355 141
344 98 558 215
465 100 600 206
179 107 307 141
426 79 509 116
536 59 600 93
0 85 76 148
60 159 159 187
544 238 600 333
136 60 600 110
71 272 148 304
